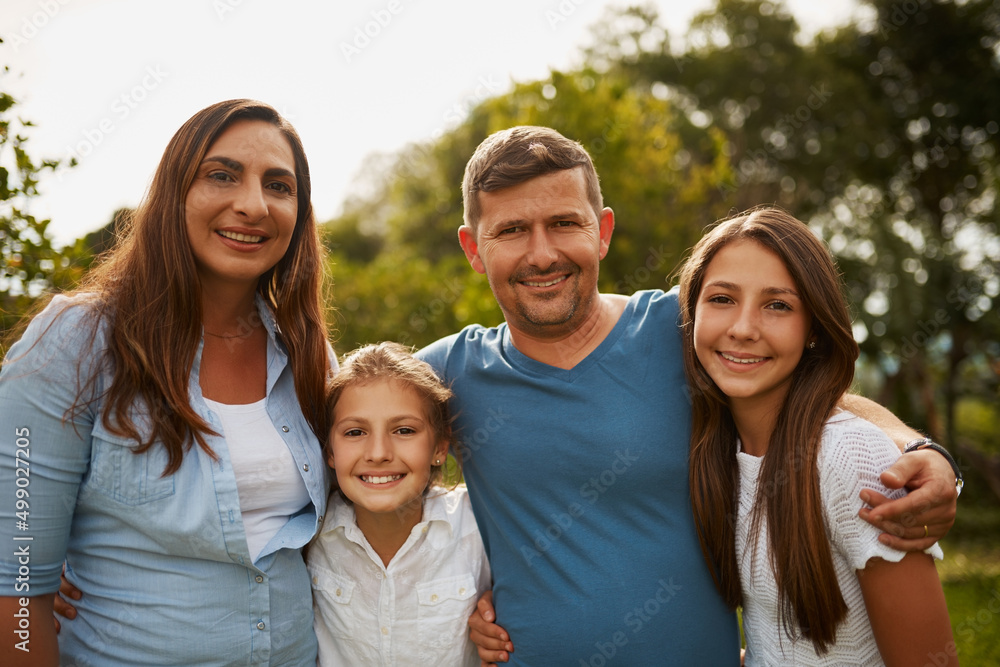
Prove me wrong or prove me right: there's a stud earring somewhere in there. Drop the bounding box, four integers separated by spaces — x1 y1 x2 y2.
808 341 816 349
435 459 441 466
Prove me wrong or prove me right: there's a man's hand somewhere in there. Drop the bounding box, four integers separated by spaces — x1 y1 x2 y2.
859 448 958 550
469 591 513 666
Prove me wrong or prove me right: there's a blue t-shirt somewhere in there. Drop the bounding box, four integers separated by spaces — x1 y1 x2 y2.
418 289 739 666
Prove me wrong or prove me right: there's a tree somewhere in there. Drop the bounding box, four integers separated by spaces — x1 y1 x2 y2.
1 59 86 343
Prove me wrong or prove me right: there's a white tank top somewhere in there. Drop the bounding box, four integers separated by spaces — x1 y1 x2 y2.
204 397 311 562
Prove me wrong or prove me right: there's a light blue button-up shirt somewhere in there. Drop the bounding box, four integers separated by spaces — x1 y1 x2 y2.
0 295 329 666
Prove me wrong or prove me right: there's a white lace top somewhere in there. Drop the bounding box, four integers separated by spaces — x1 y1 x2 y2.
736 410 944 666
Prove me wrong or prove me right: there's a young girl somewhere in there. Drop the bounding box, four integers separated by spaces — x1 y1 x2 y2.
679 207 956 666
307 342 490 666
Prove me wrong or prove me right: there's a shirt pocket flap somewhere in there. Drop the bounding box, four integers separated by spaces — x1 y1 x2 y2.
309 565 355 605
416 573 477 607
87 420 176 504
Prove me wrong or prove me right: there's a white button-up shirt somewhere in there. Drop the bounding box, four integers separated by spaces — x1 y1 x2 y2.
309 485 490 666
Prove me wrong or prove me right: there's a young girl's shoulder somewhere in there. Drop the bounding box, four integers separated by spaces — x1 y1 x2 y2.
425 484 480 537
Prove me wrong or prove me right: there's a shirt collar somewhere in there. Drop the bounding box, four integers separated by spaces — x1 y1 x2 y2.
322 488 456 548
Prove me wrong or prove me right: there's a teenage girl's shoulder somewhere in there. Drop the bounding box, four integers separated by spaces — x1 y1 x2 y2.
818 410 903 497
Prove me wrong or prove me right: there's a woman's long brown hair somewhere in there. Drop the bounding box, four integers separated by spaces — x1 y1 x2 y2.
678 206 860 653
70 99 329 474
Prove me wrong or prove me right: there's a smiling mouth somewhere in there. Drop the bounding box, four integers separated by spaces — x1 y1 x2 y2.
521 275 567 288
360 474 405 485
720 352 767 364
217 230 265 244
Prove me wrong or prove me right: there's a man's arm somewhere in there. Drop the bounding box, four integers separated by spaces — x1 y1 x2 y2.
839 394 958 550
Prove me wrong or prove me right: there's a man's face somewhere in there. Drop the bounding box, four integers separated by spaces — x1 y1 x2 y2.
459 167 614 340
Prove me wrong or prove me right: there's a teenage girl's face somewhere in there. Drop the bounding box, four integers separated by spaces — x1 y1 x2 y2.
693 239 813 417
328 379 447 523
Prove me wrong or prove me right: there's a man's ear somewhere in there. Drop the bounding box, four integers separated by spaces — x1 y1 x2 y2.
598 208 615 260
458 225 486 275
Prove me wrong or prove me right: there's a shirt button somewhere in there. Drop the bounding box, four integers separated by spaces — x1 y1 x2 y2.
381 626 389 636
256 621 266 630
431 594 439 602
335 588 343 597
302 463 310 472
459 587 466 595
255 575 264 583
281 425 289 433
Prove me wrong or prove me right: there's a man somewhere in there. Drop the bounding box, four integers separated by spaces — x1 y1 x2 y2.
417 126 959 665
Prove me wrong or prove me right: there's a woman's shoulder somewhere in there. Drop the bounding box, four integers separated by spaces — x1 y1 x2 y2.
4 293 106 366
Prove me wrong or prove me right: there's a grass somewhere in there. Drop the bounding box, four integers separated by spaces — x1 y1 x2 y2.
938 505 1000 665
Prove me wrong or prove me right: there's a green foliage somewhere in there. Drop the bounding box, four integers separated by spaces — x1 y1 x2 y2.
0 63 87 343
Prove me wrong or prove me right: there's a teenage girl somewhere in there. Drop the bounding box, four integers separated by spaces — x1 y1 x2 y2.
307 342 490 666
679 207 956 666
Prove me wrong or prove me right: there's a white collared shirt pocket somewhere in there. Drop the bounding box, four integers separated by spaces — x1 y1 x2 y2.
416 573 478 653
309 563 358 639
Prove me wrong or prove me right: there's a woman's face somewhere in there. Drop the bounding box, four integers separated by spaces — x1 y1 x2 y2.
184 119 298 293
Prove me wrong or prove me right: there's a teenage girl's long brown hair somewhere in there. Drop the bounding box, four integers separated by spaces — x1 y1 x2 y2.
73 99 329 473
678 206 860 653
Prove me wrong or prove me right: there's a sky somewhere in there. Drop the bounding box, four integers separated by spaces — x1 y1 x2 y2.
2 0 861 245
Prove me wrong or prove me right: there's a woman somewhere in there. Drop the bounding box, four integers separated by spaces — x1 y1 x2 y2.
0 99 332 666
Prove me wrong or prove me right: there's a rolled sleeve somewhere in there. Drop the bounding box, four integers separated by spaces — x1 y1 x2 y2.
0 297 100 595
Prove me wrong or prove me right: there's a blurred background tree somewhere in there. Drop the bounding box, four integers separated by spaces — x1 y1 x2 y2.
0 61 89 343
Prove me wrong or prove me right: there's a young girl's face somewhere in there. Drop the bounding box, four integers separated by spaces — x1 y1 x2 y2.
693 239 813 415
328 378 447 520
